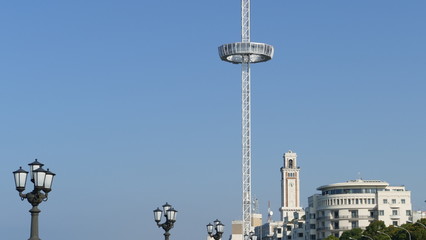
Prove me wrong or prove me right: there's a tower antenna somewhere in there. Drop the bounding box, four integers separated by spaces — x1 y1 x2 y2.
218 0 274 235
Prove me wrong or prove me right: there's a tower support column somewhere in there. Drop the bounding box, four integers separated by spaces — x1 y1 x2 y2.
241 58 251 235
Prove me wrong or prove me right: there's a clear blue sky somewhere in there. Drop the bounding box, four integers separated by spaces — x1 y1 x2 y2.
1 1 425 239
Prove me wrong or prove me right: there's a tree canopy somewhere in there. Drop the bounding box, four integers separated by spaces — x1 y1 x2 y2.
330 219 426 240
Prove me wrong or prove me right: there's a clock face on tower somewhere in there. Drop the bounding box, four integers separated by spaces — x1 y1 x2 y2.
287 178 296 207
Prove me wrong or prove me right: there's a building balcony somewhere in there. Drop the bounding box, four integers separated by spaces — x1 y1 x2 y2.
348 215 375 220
316 227 331 231
330 215 349 220
330 227 350 232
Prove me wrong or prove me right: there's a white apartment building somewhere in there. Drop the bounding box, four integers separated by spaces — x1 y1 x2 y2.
305 179 412 240
255 218 306 240
255 220 284 240
413 210 426 222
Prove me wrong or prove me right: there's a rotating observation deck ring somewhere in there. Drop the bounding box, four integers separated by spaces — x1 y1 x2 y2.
218 42 274 64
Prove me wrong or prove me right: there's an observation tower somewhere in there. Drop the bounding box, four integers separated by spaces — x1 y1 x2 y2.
218 0 274 236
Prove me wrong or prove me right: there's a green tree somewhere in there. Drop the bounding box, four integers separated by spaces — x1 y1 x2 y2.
340 228 362 240
364 220 387 239
387 225 410 240
323 235 339 240
405 221 426 240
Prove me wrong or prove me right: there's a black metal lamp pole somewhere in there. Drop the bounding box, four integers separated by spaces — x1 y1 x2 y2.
13 159 56 240
206 219 225 240
153 203 177 240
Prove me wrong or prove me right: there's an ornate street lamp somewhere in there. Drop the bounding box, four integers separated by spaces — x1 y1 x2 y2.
408 220 426 229
414 221 426 229
153 202 177 240
206 219 224 240
396 226 412 240
377 231 391 240
13 159 55 240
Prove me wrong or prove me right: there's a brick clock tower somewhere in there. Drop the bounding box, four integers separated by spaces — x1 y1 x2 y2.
280 150 303 221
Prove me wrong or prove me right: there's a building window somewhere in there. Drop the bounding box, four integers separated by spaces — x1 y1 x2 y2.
392 199 396 204
372 198 375 204
370 211 374 217
298 233 303 237
406 210 411 216
310 224 316 229
356 199 359 204
351 210 358 218
277 228 282 234
348 199 351 204
383 199 388 204
379 210 384 216
287 236 291 240
401 199 406 204
393 221 398 226
351 221 359 228
286 226 291 231
288 159 293 168
334 222 339 229
392 210 398 216
310 234 316 240
334 211 339 218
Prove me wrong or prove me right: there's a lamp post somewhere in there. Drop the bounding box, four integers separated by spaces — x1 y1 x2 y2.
396 226 411 240
206 219 224 240
377 231 391 240
414 221 426 229
153 202 177 240
244 231 257 240
13 159 56 240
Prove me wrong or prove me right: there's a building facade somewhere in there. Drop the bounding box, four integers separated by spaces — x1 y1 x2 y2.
305 179 412 240
230 214 263 240
280 150 304 220
413 210 426 222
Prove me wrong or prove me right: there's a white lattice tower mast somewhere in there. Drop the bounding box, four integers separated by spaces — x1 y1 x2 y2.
241 0 252 235
218 0 274 236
